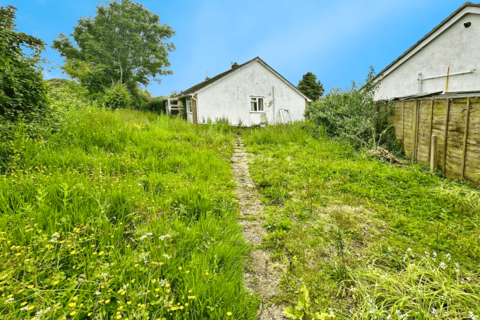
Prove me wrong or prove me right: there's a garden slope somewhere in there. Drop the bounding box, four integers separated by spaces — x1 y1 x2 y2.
242 123 480 318
0 109 257 319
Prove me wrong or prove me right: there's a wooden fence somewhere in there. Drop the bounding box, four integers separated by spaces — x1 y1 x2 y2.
393 95 480 184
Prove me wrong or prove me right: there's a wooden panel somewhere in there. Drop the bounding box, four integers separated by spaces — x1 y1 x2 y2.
416 100 432 164
431 99 448 171
392 97 479 184
403 101 415 157
445 99 468 180
464 98 480 183
394 102 404 140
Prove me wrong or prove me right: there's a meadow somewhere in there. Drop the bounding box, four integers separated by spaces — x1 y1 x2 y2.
1 106 479 320
241 123 480 319
0 107 257 319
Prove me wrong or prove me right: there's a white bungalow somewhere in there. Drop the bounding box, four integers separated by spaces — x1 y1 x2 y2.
375 2 480 100
167 57 312 126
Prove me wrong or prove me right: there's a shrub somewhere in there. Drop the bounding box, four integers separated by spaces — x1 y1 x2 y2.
0 5 50 121
46 78 89 109
149 96 166 113
305 67 393 149
130 86 151 110
102 83 131 109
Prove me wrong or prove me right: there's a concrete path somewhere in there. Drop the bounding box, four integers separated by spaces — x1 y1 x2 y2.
231 137 287 320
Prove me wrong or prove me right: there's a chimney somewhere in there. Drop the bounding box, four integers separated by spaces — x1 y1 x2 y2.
205 76 210 81
231 62 239 69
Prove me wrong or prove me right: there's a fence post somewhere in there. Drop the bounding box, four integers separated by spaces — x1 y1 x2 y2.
461 98 471 180
402 101 405 142
430 135 438 171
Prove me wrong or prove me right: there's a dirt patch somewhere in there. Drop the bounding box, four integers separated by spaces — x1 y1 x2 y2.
232 138 287 320
321 204 388 239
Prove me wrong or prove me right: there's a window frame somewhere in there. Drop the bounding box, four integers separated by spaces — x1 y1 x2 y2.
186 99 192 113
250 96 265 113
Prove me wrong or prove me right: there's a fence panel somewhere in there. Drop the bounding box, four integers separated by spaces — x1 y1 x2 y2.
393 96 480 185
465 98 480 182
403 101 415 157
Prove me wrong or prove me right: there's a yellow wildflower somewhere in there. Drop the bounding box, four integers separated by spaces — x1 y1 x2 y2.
70 311 76 316
99 251 104 256
105 299 110 304
28 306 34 311
127 301 132 305
227 312 232 316
70 250 76 254
21 302 27 306
68 302 76 307
27 285 34 289
178 267 182 270
116 315 122 319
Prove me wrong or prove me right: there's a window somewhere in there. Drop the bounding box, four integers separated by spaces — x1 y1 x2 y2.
186 100 192 113
250 97 264 112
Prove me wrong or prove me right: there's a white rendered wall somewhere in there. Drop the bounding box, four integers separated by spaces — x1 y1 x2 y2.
195 61 306 126
375 10 480 100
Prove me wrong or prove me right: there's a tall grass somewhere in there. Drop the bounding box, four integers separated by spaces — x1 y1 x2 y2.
242 122 480 318
0 107 257 319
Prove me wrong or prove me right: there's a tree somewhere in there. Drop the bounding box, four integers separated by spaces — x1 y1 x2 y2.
52 0 175 94
297 72 324 101
0 5 49 120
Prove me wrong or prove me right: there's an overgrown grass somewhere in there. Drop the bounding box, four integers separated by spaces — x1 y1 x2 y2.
0 107 257 319
242 122 480 319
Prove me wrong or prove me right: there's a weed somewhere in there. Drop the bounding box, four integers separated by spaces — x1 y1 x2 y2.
242 122 480 318
283 285 335 319
0 107 257 319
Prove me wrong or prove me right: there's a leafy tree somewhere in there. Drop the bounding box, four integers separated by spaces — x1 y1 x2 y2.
52 0 175 94
0 5 49 120
297 72 324 101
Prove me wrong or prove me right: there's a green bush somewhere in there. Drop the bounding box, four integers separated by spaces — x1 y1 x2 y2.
102 83 131 109
129 86 151 110
149 96 166 113
305 67 393 149
46 78 89 109
0 5 50 120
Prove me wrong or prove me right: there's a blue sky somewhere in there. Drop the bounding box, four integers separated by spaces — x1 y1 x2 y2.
5 0 469 96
